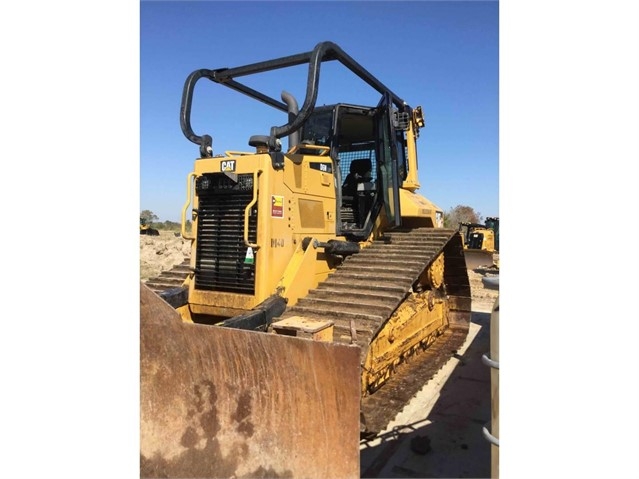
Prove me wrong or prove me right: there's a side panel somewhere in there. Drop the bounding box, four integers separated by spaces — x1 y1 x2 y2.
140 283 361 479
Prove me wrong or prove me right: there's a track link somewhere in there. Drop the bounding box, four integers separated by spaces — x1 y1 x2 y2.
279 227 471 434
143 259 191 293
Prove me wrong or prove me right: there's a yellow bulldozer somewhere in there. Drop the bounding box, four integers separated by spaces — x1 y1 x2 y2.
458 216 499 270
140 217 159 236
141 41 471 478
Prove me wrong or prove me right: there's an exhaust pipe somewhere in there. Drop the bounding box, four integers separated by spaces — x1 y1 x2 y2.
281 91 299 148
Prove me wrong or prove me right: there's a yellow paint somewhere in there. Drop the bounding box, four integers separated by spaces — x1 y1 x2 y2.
361 255 450 394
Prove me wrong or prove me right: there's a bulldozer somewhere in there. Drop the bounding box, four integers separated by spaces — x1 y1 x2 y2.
458 216 499 270
140 216 159 236
141 41 471 478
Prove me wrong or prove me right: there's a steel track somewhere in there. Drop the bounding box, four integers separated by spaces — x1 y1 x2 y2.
143 259 191 292
279 227 471 434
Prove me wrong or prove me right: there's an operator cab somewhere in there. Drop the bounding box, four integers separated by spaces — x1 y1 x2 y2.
300 101 407 240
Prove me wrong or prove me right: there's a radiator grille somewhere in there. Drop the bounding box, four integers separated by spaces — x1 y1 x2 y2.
194 174 257 294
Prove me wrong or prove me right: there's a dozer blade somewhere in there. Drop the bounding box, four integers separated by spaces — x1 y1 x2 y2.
140 283 361 479
463 249 495 270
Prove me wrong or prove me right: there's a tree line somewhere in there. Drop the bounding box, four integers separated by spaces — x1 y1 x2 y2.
443 205 486 228
141 204 489 232
140 210 191 231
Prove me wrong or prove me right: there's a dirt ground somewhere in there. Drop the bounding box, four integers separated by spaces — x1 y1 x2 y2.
140 232 499 307
467 260 500 310
139 230 191 282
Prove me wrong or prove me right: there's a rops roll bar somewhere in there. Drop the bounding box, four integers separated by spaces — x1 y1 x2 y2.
180 41 409 157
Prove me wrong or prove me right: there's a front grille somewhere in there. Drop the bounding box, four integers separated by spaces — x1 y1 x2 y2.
194 174 257 294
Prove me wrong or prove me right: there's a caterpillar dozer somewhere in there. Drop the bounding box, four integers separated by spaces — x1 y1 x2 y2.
140 217 159 236
141 41 471 478
458 216 499 270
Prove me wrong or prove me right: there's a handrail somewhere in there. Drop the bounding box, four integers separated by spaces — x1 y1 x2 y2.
181 172 196 240
244 170 262 248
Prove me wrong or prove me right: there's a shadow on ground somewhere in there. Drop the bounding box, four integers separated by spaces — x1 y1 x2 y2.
360 311 492 478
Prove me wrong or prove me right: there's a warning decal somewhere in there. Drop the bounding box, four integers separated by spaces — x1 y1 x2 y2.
271 195 284 218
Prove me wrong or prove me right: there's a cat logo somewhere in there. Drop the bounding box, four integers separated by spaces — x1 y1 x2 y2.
221 160 236 172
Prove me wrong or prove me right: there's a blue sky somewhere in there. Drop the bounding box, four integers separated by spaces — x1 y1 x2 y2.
141 1 499 222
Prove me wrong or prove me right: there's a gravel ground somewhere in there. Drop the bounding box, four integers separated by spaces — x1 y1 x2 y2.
139 230 191 281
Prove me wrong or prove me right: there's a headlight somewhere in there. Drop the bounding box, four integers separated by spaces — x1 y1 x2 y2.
197 175 211 191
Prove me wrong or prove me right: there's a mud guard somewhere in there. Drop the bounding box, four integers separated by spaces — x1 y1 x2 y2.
140 283 361 478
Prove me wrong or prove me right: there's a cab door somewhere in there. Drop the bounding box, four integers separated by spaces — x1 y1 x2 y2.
375 92 402 228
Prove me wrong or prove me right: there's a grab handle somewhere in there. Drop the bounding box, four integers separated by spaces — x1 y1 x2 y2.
244 170 261 248
181 172 196 240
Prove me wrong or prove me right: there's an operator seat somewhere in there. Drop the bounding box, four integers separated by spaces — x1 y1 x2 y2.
342 158 372 198
341 158 373 227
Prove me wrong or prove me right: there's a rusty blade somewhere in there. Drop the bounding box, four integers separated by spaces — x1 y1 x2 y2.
140 283 361 479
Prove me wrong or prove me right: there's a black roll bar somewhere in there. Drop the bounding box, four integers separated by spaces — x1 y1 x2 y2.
180 41 409 156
